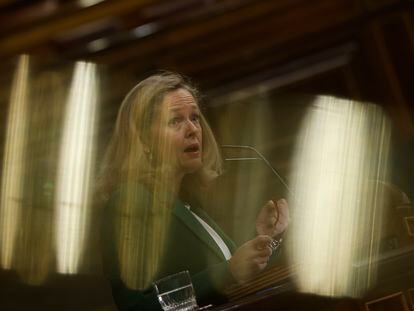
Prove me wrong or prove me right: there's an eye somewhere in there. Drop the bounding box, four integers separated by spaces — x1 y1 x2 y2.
168 117 181 127
191 113 200 123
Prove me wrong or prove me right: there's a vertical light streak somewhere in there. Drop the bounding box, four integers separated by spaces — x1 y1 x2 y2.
116 110 176 289
55 62 98 274
288 96 390 297
209 98 271 243
16 71 66 285
231 99 270 242
0 55 29 269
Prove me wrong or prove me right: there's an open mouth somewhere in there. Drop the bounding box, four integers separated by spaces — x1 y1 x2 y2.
184 144 200 153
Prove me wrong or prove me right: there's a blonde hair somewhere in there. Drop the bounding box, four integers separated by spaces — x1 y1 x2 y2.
98 71 222 289
98 71 222 197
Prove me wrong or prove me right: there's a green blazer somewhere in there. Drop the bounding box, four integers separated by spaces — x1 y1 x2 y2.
102 183 237 311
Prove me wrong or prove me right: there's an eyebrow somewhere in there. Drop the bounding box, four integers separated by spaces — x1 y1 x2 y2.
168 105 200 113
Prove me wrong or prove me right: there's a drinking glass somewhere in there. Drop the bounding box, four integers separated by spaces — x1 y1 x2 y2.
154 270 198 311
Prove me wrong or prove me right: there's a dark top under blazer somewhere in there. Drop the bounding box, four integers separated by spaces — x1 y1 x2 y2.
102 183 237 311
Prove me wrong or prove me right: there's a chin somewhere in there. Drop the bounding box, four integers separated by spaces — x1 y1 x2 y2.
182 160 203 174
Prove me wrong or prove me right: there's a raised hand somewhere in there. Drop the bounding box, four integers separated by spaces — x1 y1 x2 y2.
229 235 273 284
256 199 289 238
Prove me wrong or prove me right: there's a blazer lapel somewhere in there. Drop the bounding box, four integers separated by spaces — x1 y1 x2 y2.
173 200 231 260
190 205 237 253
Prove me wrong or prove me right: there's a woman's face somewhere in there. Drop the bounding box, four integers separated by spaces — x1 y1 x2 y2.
150 88 203 177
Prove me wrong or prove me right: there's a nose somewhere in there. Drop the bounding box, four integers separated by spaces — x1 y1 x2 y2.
184 119 199 138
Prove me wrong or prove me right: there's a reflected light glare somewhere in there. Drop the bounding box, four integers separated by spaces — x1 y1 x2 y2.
55 62 98 274
288 96 390 297
87 38 110 53
132 23 158 38
0 55 29 269
78 0 105 8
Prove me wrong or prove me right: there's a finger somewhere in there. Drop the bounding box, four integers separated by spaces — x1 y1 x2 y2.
254 244 268 252
254 235 273 249
277 198 288 206
268 216 277 228
253 240 272 255
255 234 273 242
266 200 277 214
253 256 270 269
264 200 278 228
277 199 288 215
255 256 270 265
256 247 272 258
274 217 288 232
276 199 289 225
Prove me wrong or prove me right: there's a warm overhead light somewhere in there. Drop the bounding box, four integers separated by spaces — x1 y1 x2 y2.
78 0 105 8
87 38 110 52
132 23 158 38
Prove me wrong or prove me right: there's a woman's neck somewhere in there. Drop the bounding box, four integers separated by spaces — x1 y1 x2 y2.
158 171 183 199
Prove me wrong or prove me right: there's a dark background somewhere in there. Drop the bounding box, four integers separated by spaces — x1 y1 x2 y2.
0 0 413 310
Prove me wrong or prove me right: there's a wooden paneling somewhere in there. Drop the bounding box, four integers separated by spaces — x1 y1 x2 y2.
362 0 401 11
365 292 410 311
364 15 414 135
0 0 160 56
405 217 414 236
408 288 414 309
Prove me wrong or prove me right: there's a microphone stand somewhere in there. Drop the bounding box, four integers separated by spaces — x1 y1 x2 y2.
221 144 292 251
221 144 292 197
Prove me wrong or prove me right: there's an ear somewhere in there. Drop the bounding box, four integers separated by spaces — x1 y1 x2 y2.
142 143 154 162
142 143 150 154
139 127 151 151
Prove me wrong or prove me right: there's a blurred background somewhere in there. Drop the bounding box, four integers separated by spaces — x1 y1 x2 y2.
0 0 413 310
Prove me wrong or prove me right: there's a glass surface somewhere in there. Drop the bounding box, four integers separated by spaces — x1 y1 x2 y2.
154 271 198 311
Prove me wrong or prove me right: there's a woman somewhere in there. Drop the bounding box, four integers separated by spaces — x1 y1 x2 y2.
98 72 288 310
